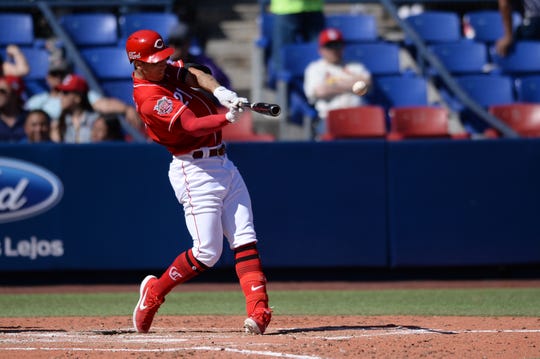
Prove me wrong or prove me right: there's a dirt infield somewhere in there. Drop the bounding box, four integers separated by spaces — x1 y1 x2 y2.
1 281 540 358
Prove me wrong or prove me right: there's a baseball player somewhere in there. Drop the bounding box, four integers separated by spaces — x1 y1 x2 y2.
125 29 271 334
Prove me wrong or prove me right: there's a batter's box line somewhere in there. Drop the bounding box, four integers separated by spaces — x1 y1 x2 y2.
270 324 455 335
0 327 66 334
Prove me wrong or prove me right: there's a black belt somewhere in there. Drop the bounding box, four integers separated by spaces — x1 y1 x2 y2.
191 144 226 159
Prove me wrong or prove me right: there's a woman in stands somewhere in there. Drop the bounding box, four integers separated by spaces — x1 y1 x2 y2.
53 74 99 143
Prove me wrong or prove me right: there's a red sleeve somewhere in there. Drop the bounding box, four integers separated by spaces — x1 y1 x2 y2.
177 106 229 137
139 95 229 137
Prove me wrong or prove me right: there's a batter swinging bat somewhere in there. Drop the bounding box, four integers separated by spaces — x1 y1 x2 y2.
241 102 281 117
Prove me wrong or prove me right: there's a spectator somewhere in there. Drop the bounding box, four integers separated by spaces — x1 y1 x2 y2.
21 109 52 143
167 22 231 89
24 59 143 134
303 28 372 136
53 74 99 143
496 0 540 56
0 76 27 142
91 113 125 142
1 44 30 77
269 0 325 80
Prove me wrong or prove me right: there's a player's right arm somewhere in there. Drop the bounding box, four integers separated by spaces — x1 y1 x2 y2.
139 95 229 137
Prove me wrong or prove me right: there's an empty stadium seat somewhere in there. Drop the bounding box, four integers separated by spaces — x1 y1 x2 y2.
516 76 540 103
489 103 540 137
101 80 134 106
429 41 489 75
60 13 118 46
373 75 429 110
81 47 133 80
0 13 34 46
321 105 387 140
462 10 522 44
457 74 515 107
118 13 179 40
343 42 401 77
405 11 462 43
221 111 275 142
324 13 378 43
387 106 469 140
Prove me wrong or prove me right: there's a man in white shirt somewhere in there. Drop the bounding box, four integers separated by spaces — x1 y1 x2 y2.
304 28 372 136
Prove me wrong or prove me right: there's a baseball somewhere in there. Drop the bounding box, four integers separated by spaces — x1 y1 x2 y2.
352 80 368 96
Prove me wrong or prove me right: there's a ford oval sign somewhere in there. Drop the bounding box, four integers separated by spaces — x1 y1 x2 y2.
0 158 64 223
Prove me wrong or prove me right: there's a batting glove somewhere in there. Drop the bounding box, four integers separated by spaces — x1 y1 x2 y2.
213 86 244 110
233 97 248 112
225 107 241 123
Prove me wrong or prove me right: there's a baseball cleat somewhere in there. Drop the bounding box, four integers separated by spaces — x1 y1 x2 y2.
244 307 272 334
133 275 164 333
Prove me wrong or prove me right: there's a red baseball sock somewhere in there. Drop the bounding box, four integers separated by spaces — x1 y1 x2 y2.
152 249 207 298
234 243 269 315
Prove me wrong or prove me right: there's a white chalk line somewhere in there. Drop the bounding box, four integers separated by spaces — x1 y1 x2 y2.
0 346 322 359
1 327 540 358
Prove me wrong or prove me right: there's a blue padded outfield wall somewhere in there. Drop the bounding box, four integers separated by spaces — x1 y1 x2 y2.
1 139 539 271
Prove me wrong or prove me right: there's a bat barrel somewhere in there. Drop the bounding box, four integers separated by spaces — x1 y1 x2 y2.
248 102 281 117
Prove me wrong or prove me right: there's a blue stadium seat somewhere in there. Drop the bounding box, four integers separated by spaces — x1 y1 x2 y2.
463 10 522 44
324 13 378 43
81 47 133 80
456 74 515 133
516 75 540 103
457 74 515 107
491 41 540 76
343 42 401 76
405 11 462 43
60 13 118 47
275 42 319 128
373 75 429 110
101 80 134 106
21 48 51 80
429 41 488 75
118 13 179 40
0 13 34 46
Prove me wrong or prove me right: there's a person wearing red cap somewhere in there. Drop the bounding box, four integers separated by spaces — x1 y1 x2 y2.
25 59 142 136
304 28 372 136
52 73 99 143
0 76 27 142
125 29 272 336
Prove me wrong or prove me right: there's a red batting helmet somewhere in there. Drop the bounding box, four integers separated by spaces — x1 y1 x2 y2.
126 29 174 63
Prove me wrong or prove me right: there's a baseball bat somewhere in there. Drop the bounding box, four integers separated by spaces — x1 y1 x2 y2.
242 102 281 117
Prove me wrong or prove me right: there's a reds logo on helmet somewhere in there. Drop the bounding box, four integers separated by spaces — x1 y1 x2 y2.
125 29 174 63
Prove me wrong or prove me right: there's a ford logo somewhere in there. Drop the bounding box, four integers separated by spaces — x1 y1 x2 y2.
0 158 64 223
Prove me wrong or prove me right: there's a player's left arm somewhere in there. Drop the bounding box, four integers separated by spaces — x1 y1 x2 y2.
180 66 246 110
183 66 221 93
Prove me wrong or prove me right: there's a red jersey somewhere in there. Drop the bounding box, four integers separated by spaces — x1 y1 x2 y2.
132 64 228 155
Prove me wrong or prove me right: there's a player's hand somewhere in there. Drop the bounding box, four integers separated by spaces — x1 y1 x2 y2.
234 97 248 111
213 86 243 109
225 106 241 123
